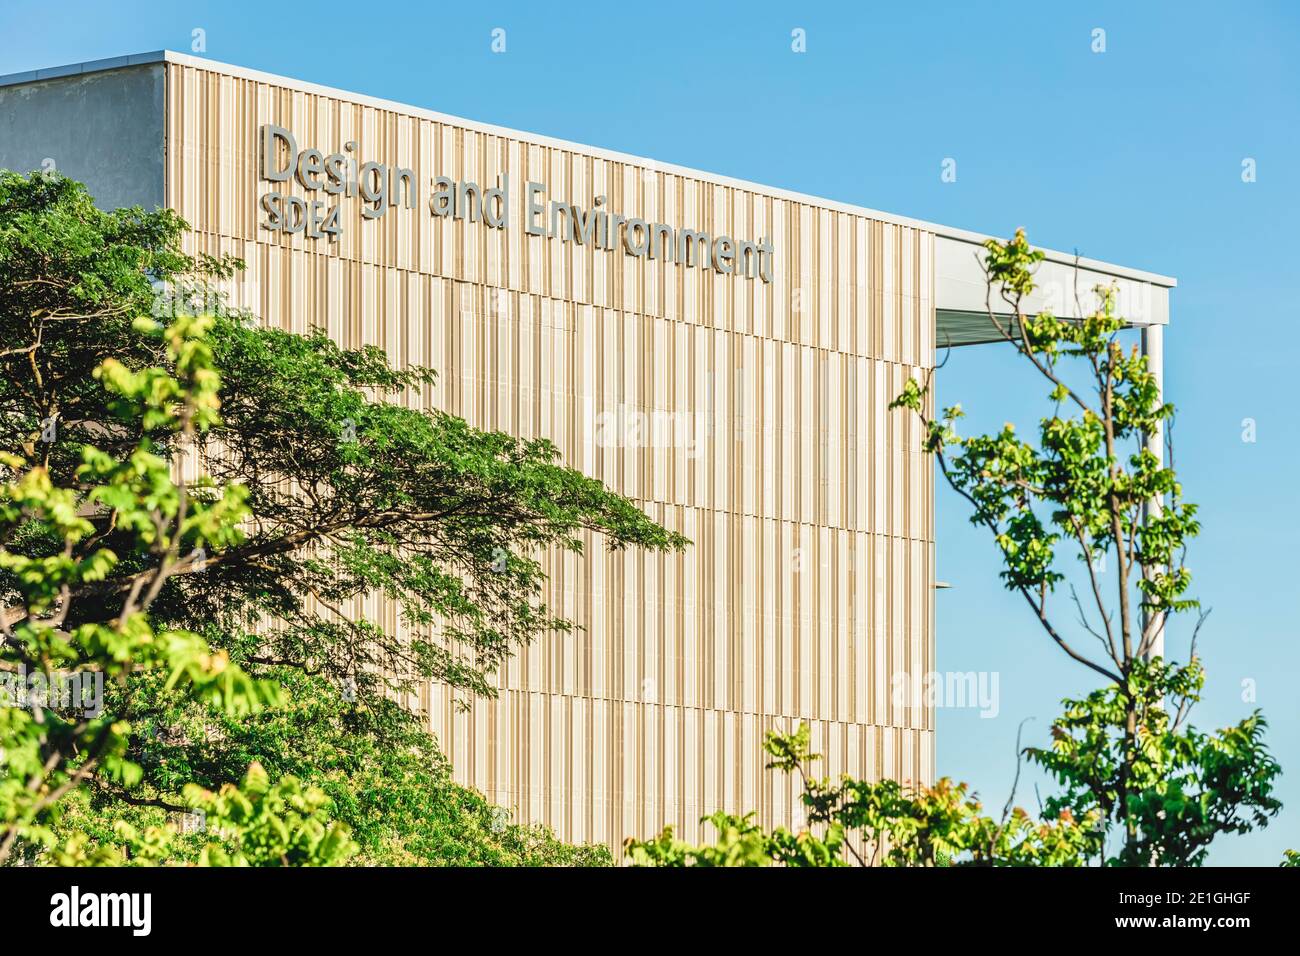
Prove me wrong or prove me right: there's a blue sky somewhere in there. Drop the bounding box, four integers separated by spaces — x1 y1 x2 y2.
3 0 1297 864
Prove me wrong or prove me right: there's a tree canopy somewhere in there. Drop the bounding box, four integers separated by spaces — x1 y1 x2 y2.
1 170 682 864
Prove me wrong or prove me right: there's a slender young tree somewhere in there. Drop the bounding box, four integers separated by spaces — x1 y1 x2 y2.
628 230 1281 867
891 230 1279 865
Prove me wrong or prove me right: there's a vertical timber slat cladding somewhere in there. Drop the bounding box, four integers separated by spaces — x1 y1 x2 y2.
165 60 936 852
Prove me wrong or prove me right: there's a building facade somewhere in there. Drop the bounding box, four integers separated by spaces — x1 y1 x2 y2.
0 52 1173 851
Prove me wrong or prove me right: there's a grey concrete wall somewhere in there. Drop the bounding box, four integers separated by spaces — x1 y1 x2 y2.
0 63 165 210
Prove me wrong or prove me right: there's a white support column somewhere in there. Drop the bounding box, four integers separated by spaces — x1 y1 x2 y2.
1141 323 1165 660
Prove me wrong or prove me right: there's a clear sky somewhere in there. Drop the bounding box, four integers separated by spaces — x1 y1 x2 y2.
3 0 1296 864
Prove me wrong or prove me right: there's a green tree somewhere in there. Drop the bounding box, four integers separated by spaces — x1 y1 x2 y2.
0 171 680 864
894 230 1280 865
1 308 354 865
629 230 1281 867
